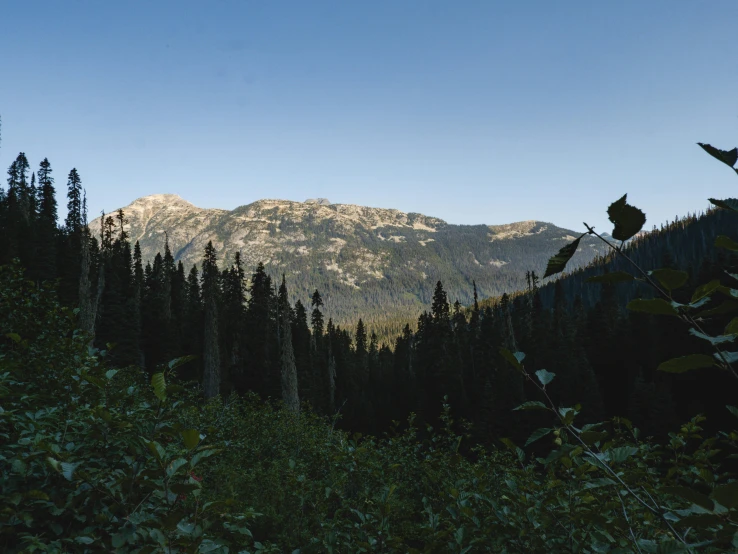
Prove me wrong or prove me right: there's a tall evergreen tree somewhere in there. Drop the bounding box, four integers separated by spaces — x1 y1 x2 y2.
278 275 300 413
201 241 221 398
35 158 57 281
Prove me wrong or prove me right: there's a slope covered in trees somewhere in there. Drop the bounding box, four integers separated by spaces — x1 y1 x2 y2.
90 194 608 330
5 139 738 551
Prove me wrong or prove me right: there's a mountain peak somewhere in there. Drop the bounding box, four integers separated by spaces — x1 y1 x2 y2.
131 193 192 206
97 194 607 324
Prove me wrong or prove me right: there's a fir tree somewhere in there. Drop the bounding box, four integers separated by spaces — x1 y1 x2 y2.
202 241 221 399
278 275 300 413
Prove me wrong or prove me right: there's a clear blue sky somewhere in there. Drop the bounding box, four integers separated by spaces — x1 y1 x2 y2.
2 1 738 233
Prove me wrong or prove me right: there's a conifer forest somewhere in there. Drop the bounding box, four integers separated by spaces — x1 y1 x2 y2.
5 119 738 552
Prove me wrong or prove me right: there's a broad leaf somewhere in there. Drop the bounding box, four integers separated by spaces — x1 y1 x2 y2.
691 279 722 304
688 328 735 345
657 354 715 374
168 355 197 371
151 372 166 402
698 142 738 170
716 235 738 251
627 298 679 317
585 271 635 284
535 369 555 387
61 462 79 481
712 481 738 509
167 457 189 477
710 199 738 213
727 405 738 419
649 268 688 291
181 428 201 451
525 427 553 446
544 235 584 278
190 448 220 469
726 318 738 336
499 438 525 463
715 351 738 365
583 477 617 489
662 486 715 511
499 348 524 371
696 299 738 318
607 194 646 241
513 401 549 411
580 430 608 445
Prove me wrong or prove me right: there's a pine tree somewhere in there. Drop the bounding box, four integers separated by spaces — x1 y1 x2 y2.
58 168 85 306
278 275 300 413
35 158 57 281
65 169 83 231
201 241 221 398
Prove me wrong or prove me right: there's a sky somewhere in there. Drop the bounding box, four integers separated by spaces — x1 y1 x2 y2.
2 0 738 233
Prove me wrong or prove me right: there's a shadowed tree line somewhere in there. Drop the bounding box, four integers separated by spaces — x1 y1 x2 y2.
2 150 734 443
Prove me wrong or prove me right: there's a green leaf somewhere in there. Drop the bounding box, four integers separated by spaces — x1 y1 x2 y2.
715 351 738 365
580 430 608 445
75 537 95 545
170 483 201 495
5 332 21 343
607 446 638 463
716 235 738 251
81 373 105 389
657 354 715 374
698 142 738 170
727 405 738 419
499 348 524 371
692 279 722 304
607 194 646 241
710 198 738 213
688 328 736 345
711 481 738 509
585 271 635 284
525 428 553 446
168 355 197 372
61 462 79 481
627 298 679 317
146 440 165 464
649 268 688 291
662 486 715 511
499 438 525 463
190 448 220 469
152 372 166 402
181 428 201 451
167 457 189 477
105 369 118 380
583 477 617 489
535 369 555 387
696 299 738 318
544 444 577 465
177 520 196 536
513 401 549 411
543 235 584 278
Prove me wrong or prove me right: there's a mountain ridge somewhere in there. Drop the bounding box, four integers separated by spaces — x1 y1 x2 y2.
93 194 609 328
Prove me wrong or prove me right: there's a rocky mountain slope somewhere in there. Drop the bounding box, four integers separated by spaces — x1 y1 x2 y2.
94 194 608 329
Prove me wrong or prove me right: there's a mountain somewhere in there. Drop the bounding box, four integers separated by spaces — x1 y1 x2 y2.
94 194 608 329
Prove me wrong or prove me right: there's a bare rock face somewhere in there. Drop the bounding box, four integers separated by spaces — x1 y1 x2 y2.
92 195 607 324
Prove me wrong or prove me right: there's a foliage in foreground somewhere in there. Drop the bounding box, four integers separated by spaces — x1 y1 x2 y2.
3 260 738 553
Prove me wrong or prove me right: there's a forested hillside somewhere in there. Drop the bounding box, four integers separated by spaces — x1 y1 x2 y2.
5 141 738 551
1 149 738 440
89 193 607 332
